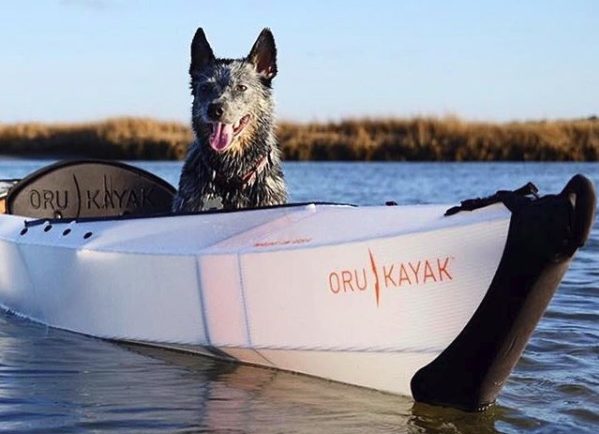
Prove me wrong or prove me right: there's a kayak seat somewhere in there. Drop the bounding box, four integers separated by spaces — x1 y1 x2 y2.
5 160 177 219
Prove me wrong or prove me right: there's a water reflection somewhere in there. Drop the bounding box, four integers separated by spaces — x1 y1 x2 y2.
0 311 508 434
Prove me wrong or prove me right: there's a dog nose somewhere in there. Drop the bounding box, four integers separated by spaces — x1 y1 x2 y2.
208 103 224 120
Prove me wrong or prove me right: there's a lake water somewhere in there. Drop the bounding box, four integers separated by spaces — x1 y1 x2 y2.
0 161 597 433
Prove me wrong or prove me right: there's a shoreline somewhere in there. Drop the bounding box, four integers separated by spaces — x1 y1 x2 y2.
1 116 597 161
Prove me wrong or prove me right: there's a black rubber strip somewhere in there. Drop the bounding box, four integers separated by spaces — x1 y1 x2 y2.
410 174 596 411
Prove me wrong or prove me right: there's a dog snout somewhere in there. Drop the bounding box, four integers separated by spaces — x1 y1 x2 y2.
207 103 225 121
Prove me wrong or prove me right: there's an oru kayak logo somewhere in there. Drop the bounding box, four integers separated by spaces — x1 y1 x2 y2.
327 249 454 307
25 175 156 211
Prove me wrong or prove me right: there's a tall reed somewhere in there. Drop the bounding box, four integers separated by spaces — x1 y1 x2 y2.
1 116 597 161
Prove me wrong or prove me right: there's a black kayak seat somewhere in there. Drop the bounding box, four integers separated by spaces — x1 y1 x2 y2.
6 160 177 219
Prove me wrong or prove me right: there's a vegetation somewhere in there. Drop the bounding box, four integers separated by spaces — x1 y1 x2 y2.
0 116 597 161
0 118 191 160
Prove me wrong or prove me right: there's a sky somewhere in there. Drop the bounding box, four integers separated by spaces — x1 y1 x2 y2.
0 0 597 124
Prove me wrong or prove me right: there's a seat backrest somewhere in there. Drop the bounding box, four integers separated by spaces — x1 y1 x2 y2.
6 160 176 219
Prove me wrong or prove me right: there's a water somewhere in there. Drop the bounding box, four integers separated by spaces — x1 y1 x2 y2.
0 161 597 433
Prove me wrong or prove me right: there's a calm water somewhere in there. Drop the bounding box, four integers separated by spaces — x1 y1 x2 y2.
0 161 597 434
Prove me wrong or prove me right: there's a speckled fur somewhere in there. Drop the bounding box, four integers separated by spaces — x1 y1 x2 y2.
173 28 287 212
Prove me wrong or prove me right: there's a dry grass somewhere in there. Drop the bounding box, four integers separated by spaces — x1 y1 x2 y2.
278 116 599 161
0 116 597 161
0 117 191 160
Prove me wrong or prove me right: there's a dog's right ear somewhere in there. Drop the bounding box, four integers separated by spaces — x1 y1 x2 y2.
190 28 215 75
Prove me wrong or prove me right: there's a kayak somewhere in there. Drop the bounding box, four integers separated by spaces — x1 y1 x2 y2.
0 161 595 411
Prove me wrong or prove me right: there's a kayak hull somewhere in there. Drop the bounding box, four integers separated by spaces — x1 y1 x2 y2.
0 175 594 411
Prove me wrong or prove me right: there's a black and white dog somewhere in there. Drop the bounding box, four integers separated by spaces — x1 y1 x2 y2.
172 28 287 212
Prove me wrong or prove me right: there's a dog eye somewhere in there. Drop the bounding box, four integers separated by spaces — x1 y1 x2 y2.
199 83 212 92
236 84 248 92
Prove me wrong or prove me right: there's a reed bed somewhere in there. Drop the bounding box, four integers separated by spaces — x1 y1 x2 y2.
0 116 597 161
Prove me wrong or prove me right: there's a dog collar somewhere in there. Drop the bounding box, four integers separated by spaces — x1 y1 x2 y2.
205 150 273 190
237 151 271 187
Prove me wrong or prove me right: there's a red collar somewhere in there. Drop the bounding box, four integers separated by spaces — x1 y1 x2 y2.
209 151 272 189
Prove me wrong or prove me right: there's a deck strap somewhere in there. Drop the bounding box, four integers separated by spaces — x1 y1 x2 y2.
444 182 539 216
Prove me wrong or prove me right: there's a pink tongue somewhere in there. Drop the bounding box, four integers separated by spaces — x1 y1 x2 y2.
209 123 234 152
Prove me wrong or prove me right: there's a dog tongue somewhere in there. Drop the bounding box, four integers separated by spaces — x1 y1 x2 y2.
209 123 234 152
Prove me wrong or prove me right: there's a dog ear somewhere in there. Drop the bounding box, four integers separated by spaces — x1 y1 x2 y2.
190 28 215 75
248 28 277 81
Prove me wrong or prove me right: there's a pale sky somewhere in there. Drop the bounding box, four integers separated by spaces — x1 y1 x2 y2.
1 0 597 123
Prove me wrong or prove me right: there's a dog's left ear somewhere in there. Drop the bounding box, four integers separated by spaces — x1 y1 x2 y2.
248 28 277 82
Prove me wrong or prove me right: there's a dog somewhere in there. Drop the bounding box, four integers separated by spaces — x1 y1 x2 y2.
172 28 287 212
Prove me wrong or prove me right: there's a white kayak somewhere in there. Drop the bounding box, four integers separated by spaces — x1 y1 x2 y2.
0 161 595 411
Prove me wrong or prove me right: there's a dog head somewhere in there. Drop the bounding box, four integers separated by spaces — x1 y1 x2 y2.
189 28 277 154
